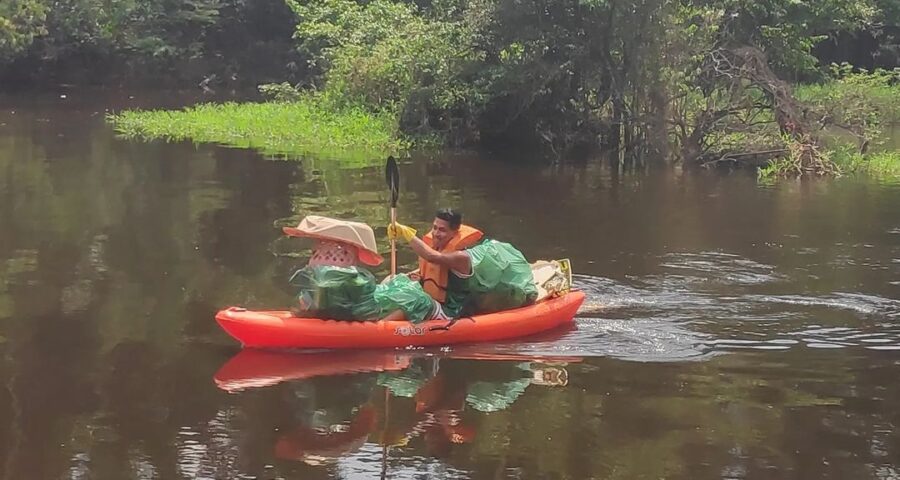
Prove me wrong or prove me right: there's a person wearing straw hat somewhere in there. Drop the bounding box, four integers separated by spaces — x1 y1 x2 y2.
283 215 436 322
282 215 385 270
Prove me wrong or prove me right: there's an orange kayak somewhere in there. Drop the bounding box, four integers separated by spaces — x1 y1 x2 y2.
215 290 584 349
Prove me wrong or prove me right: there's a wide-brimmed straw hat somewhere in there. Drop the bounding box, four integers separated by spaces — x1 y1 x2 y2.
282 215 383 266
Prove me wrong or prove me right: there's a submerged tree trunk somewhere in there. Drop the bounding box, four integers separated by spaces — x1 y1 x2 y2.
727 47 837 175
679 46 839 175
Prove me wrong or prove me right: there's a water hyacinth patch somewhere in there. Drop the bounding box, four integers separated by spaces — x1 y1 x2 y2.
108 96 409 162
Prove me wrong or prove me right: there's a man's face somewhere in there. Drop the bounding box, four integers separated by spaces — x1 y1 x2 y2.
431 217 457 250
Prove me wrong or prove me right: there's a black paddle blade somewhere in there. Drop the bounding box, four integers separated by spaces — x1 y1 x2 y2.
385 156 400 207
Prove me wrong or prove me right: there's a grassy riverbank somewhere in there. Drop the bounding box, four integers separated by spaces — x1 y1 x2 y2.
758 70 900 181
832 150 900 178
108 71 900 180
795 70 900 125
108 96 408 162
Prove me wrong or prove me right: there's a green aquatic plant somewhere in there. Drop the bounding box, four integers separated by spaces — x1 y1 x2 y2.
756 134 840 181
830 148 900 179
759 143 900 182
107 95 409 163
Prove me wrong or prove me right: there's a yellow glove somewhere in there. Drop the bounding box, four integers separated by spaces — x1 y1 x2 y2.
387 223 417 242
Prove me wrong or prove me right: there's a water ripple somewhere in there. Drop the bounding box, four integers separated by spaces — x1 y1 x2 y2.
570 316 718 362
745 292 900 317
656 251 784 286
338 443 471 479
566 248 900 358
175 410 242 480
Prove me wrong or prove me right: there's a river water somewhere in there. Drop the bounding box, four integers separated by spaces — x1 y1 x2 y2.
0 93 898 479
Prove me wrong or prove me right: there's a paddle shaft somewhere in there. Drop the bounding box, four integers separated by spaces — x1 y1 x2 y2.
390 208 397 276
385 156 400 278
383 156 398 478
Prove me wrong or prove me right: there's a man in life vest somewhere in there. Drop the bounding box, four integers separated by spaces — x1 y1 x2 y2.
388 208 538 319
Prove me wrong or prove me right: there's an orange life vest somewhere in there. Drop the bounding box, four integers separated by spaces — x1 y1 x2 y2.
418 225 484 302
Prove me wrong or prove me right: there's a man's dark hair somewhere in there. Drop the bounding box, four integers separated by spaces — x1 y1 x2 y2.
435 208 462 230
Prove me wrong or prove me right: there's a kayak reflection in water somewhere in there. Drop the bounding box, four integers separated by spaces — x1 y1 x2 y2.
375 358 570 456
283 215 436 322
270 356 571 464
275 404 379 466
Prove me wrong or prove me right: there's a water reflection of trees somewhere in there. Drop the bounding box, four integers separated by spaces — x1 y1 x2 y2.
0 109 297 478
1 105 899 479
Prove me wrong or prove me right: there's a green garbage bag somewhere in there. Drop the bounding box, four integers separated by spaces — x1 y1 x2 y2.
444 239 539 318
289 266 435 322
374 274 436 324
288 265 383 320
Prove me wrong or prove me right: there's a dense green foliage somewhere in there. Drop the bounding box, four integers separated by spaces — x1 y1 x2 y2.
0 0 47 60
701 0 878 77
0 0 300 87
7 0 897 173
754 67 900 181
796 65 900 146
271 0 898 159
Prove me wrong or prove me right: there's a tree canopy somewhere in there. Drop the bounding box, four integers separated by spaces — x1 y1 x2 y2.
4 0 898 169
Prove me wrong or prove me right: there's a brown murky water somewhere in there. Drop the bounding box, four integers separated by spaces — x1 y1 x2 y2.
0 93 898 479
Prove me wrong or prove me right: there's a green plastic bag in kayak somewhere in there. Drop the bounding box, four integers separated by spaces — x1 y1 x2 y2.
289 265 383 320
374 274 435 324
443 239 539 318
289 266 435 322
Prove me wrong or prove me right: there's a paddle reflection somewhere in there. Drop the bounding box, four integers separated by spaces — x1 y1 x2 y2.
213 349 578 466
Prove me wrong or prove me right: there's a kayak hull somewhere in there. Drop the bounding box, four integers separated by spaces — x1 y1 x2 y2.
215 290 584 349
